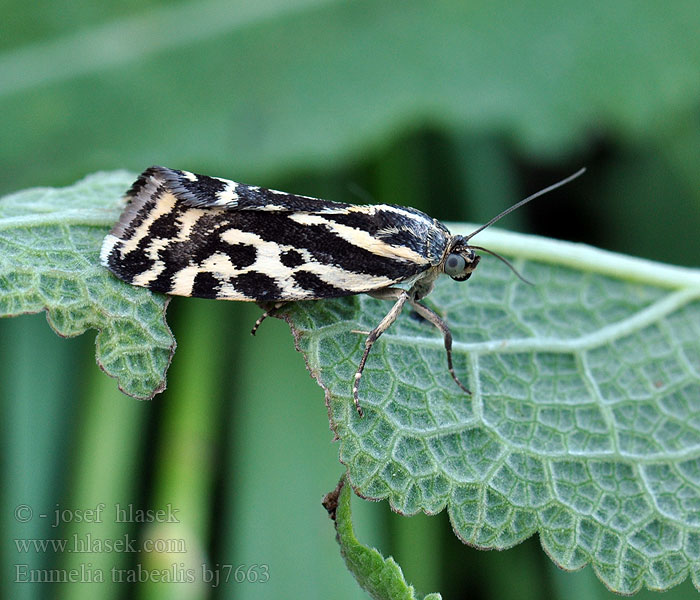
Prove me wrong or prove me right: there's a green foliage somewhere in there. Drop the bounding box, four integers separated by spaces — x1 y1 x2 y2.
3 172 700 595
3 0 700 597
286 228 700 594
3 1 700 192
324 475 441 600
0 172 174 399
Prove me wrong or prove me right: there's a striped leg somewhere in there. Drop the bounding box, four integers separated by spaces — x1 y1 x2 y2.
251 302 288 335
408 298 471 395
353 288 409 416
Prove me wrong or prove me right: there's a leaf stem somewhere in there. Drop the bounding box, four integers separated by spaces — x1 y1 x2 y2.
452 225 700 288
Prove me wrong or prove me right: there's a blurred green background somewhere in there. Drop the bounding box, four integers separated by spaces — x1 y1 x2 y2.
2 1 699 598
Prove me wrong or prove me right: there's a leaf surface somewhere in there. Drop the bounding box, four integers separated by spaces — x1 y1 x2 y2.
4 171 700 593
286 228 700 594
0 172 174 399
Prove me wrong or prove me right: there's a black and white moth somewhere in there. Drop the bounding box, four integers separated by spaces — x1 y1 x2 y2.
101 166 584 416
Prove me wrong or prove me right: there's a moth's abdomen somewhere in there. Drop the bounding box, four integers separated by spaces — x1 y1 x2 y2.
101 167 437 301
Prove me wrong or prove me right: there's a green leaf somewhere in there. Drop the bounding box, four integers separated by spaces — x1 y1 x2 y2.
0 171 174 399
286 228 700 595
323 474 442 600
5 171 700 594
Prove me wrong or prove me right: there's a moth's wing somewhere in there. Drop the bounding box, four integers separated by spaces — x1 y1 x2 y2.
133 165 354 213
101 167 442 301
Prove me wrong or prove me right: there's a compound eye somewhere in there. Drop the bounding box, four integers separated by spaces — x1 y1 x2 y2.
444 253 467 278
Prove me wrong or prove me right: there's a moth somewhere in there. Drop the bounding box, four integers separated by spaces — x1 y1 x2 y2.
101 166 584 416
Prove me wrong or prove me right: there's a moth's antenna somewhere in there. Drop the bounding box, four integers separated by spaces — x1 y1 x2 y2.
465 167 586 241
469 245 532 285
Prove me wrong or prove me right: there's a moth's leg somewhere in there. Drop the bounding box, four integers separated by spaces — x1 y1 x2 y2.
408 299 471 396
251 301 289 336
353 288 409 417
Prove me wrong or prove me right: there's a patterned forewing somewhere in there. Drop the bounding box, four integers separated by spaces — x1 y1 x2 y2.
101 167 449 301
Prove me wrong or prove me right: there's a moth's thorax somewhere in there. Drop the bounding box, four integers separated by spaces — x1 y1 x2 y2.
424 218 452 265
410 266 442 300
376 205 450 266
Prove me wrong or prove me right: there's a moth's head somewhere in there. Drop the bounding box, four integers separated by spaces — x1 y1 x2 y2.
443 237 481 282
